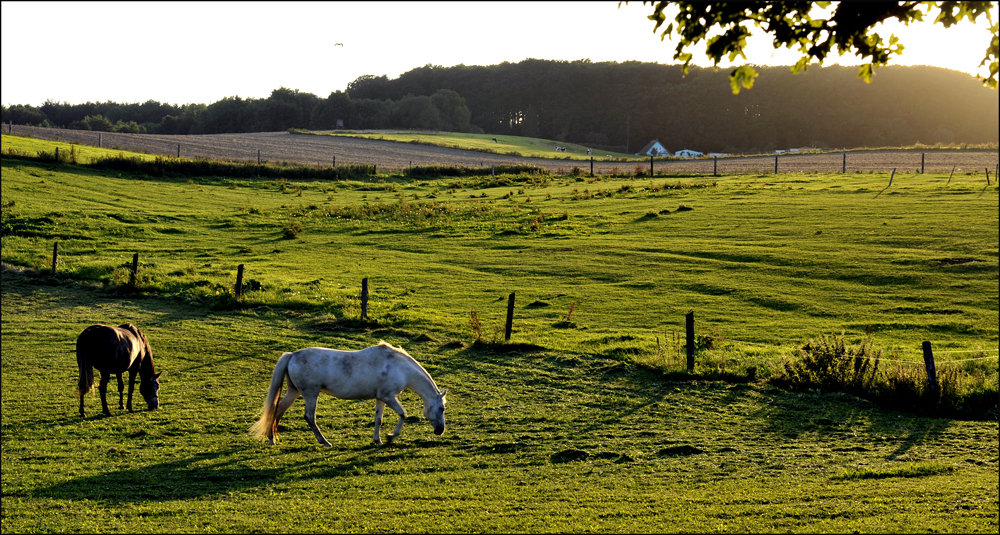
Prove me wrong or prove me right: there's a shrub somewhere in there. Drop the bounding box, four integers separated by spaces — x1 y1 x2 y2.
282 220 303 239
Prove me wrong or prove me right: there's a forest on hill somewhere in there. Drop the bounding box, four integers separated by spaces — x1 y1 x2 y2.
3 59 997 153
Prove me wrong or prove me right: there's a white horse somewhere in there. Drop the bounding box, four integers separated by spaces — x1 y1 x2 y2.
250 341 446 446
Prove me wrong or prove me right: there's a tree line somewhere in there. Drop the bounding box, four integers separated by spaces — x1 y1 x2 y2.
3 59 996 153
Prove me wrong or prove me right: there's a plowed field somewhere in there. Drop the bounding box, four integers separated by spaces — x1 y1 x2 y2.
8 125 998 176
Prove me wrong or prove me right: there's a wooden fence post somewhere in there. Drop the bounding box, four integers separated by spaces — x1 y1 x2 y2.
650 155 654 177
889 168 896 187
774 156 778 174
51 242 59 276
922 341 939 394
948 165 956 184
235 264 245 299
842 152 846 173
361 277 369 320
332 155 336 166
177 144 180 158
505 292 516 342
590 156 594 178
257 150 261 165
55 147 59 160
713 156 718 177
129 253 139 287
686 311 695 372
921 152 925 174
99 133 102 148
986 168 991 185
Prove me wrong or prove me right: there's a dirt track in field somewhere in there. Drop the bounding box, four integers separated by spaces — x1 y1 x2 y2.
7 125 998 176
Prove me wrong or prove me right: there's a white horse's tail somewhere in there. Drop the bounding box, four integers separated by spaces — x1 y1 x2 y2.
249 352 293 440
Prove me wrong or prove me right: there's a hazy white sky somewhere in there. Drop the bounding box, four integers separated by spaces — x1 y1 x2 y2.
2 1 996 107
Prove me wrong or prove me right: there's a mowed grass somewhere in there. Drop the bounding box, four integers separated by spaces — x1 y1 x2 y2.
1 137 998 532
303 130 632 160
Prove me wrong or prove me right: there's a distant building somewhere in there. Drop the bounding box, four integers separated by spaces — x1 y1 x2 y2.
636 139 669 156
674 149 703 158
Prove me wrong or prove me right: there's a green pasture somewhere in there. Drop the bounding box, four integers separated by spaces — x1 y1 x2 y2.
1 135 998 532
0 135 164 164
300 130 633 160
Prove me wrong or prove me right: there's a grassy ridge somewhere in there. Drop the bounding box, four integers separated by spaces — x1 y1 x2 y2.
1 135 998 531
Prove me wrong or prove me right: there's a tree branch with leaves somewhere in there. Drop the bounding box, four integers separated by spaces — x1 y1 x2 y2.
631 1 998 93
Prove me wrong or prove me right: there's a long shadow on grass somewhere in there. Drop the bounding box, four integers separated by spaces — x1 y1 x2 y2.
29 445 420 503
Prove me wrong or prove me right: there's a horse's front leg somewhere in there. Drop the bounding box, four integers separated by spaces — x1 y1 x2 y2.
302 392 332 447
382 396 407 443
373 400 386 445
117 373 126 410
98 374 112 416
126 371 137 412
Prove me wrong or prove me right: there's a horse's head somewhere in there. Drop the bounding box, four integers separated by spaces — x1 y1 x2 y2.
140 372 162 410
423 389 447 435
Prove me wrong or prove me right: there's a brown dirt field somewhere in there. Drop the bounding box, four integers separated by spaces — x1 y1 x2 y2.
7 125 998 176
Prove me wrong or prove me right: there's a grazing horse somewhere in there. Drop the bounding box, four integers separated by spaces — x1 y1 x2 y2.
76 323 161 417
250 341 447 446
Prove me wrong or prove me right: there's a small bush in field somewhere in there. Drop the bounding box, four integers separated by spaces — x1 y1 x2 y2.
282 220 303 239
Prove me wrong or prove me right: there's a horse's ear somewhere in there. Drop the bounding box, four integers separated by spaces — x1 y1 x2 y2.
154 372 163 379
439 389 447 398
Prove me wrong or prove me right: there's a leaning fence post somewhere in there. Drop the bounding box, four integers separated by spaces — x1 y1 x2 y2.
504 292 516 342
922 341 939 394
686 311 695 372
235 264 245 299
948 165 956 184
889 168 896 187
361 277 369 320
51 242 59 276
129 253 139 287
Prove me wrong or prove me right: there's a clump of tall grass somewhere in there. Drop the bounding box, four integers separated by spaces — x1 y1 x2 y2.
776 332 998 419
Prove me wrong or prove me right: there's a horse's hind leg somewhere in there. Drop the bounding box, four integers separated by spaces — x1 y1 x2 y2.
302 393 332 447
271 387 300 445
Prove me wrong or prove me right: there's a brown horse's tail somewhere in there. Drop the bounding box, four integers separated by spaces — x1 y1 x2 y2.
76 340 94 397
249 352 293 441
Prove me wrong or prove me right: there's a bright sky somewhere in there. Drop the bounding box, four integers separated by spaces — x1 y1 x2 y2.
2 1 996 107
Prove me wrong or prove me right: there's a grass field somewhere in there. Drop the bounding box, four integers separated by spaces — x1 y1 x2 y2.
1 135 998 532
297 130 630 160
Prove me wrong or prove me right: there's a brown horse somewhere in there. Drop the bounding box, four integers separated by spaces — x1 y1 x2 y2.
76 323 161 417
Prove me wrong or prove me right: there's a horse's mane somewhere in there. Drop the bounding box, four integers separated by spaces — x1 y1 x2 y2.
120 323 156 374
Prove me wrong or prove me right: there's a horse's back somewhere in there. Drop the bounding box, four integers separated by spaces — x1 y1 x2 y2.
285 345 410 399
76 324 143 371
